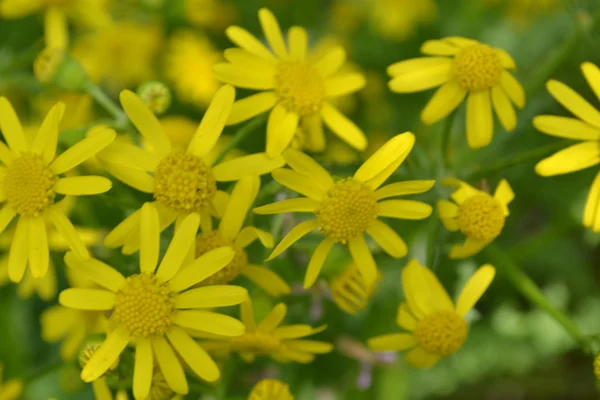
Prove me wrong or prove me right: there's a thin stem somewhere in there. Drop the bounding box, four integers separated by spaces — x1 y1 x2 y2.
440 110 457 171
465 141 565 180
212 114 268 166
484 244 590 353
84 81 128 128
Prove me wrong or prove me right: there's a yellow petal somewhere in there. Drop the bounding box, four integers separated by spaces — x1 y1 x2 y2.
266 219 319 260
286 339 333 354
388 58 453 93
54 176 112 196
493 179 514 215
272 168 326 201
304 237 335 289
51 128 116 174
354 132 415 183
133 338 153 400
0 97 27 152
241 298 256 330
103 164 155 193
257 303 287 332
227 92 277 125
219 176 259 239
449 237 488 259
547 79 600 128
283 148 334 191
258 8 288 58
64 252 125 291
288 26 308 60
81 327 130 382
44 7 68 49
32 101 64 160
92 378 112 400
175 285 248 309
267 111 299 158
585 170 600 231
140 203 160 273
234 226 274 248
375 180 435 200
167 327 220 382
156 213 200 282
378 200 432 220
188 85 236 158
466 90 493 149
173 310 245 336
491 85 517 132
366 220 407 258
535 141 600 176
240 265 291 297
421 80 467 125
152 337 188 395
500 71 525 109
168 247 235 292
302 114 326 152
212 153 285 182
582 62 600 103
420 39 461 56
367 333 417 351
225 26 275 61
325 73 366 97
494 48 516 70
348 236 377 287
224 48 277 70
313 47 346 78
321 102 367 150
401 259 437 318
59 288 115 310
0 206 16 237
403 346 441 368
213 63 274 90
455 264 496 316
253 198 319 214
28 216 49 278
103 208 141 248
47 208 90 259
533 115 600 140
8 216 28 283
397 303 417 331
437 200 459 231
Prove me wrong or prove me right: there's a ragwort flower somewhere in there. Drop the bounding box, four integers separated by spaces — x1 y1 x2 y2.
534 62 600 231
255 133 434 288
101 85 284 254
388 37 525 148
437 178 514 259
249 379 294 400
59 203 248 399
0 365 22 400
367 260 495 368
201 298 332 363
196 176 290 297
0 98 114 282
214 8 367 157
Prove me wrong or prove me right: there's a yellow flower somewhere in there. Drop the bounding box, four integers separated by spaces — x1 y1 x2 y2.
594 353 600 380
248 379 294 400
534 62 600 231
388 37 525 148
0 98 114 282
184 0 237 30
201 298 332 363
164 30 221 108
437 178 514 259
213 8 367 157
32 91 93 131
367 0 437 41
72 21 162 93
100 85 284 254
59 202 248 398
0 365 22 400
91 367 181 400
255 133 434 288
330 263 378 315
0 0 110 49
196 176 290 297
367 260 495 368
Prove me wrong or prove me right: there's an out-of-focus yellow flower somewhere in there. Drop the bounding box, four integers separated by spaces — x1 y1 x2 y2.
201 298 332 363
164 30 221 108
248 379 294 400
388 37 525 148
437 178 514 259
60 202 248 398
0 0 110 49
0 98 114 282
100 86 284 254
72 21 163 93
0 364 22 400
534 63 600 232
32 91 93 131
486 0 565 25
213 8 367 157
330 263 378 315
255 133 434 288
368 260 495 368
196 176 290 297
185 0 237 30
367 0 437 41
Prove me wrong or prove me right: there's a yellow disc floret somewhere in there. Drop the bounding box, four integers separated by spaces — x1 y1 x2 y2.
249 379 294 400
4 153 57 217
413 311 467 356
231 332 281 355
453 44 503 91
195 231 248 285
316 179 379 243
275 61 325 116
154 151 217 213
457 194 505 241
113 273 174 338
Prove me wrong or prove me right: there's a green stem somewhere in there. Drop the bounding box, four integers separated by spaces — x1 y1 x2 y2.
212 114 268 166
465 141 565 179
484 244 590 353
84 81 128 128
440 110 456 171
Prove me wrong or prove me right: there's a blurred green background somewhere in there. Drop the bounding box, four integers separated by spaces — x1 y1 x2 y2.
2 0 600 398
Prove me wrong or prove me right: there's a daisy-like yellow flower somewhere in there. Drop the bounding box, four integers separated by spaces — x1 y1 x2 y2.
388 37 525 148
201 298 333 363
255 133 434 288
60 202 248 399
0 98 114 282
534 63 600 231
437 178 514 259
164 30 221 108
213 8 367 157
101 85 284 254
248 379 293 400
0 0 110 49
0 365 22 400
330 263 378 315
196 176 290 297
367 260 495 368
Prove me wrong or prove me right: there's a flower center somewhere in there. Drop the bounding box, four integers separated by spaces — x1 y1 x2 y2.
453 44 503 91
231 331 282 355
113 273 175 338
195 231 248 285
457 194 505 241
275 61 325 116
413 311 467 356
153 151 217 213
249 379 294 400
3 153 57 217
316 179 379 243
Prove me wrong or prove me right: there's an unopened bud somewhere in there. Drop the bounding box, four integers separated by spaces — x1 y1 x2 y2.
34 47 88 91
137 81 171 115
